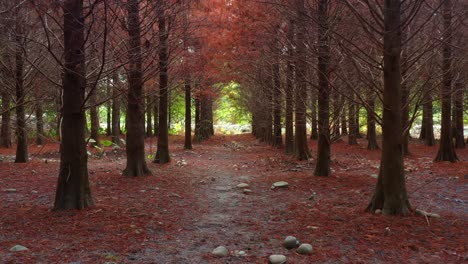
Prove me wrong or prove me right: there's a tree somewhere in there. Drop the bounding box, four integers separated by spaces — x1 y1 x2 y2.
53 0 93 210
123 0 152 176
435 0 458 162
366 0 411 215
184 79 192 149
314 0 331 176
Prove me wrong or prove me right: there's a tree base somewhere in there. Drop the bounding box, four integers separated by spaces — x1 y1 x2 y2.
123 161 152 177
154 148 170 164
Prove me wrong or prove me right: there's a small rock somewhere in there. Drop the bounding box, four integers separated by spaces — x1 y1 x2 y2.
283 236 299 249
269 254 287 264
243 189 252 194
4 189 17 193
212 246 228 257
10 245 28 252
370 174 378 179
375 209 382 214
296 243 313 255
234 250 246 257
271 181 289 189
236 183 249 188
31 190 39 194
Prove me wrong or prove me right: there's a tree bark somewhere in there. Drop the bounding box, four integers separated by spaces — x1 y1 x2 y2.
435 0 458 162
285 21 295 154
89 87 100 147
341 96 348 135
154 2 170 164
1 91 12 148
14 24 28 163
310 88 319 140
366 0 411 216
111 72 121 145
272 55 283 148
314 0 331 176
421 89 435 146
146 96 152 137
294 0 311 160
348 95 358 145
35 96 44 145
184 80 192 150
367 92 379 150
53 0 94 210
453 76 465 149
123 0 152 176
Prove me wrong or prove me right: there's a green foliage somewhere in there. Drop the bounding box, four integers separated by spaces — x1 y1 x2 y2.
101 139 113 147
214 82 251 125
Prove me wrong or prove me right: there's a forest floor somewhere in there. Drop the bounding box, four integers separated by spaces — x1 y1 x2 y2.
0 134 466 264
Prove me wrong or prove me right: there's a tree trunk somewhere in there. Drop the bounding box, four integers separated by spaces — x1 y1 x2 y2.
111 72 121 145
272 57 283 148
435 0 458 162
310 89 319 140
106 82 111 136
453 76 465 149
366 0 411 216
285 22 295 154
331 89 340 141
54 0 94 210
14 25 28 163
1 91 12 148
153 90 159 137
154 2 170 164
89 88 100 147
184 80 192 150
348 96 358 145
194 96 200 141
294 0 311 160
146 97 152 137
35 96 44 145
421 90 435 146
198 93 213 141
123 0 152 176
341 96 348 135
367 92 379 150
314 0 331 176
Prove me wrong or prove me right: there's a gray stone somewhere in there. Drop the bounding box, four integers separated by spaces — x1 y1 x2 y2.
370 174 378 179
234 250 246 257
236 183 249 188
375 209 382 214
243 189 253 194
296 243 313 255
212 246 228 257
10 245 28 252
269 254 287 264
283 235 299 249
271 181 289 189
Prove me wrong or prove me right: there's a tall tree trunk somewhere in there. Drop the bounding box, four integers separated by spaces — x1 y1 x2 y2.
341 96 348 135
54 0 94 210
453 76 465 148
366 0 411 215
111 72 121 145
294 0 311 160
310 88 319 140
435 0 458 162
1 91 12 148
314 0 331 176
421 89 435 146
89 88 100 147
35 95 44 145
154 2 170 164
123 0 152 176
366 92 379 150
153 90 159 137
14 25 28 163
272 57 283 148
198 93 213 141
348 95 358 145
184 80 192 149
146 96 152 137
106 82 111 136
285 32 295 154
331 89 340 140
194 96 201 141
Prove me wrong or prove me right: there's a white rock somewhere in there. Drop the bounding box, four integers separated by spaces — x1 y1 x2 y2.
269 254 287 264
271 181 289 189
296 243 313 255
375 209 382 214
212 246 228 257
234 250 246 257
283 235 299 249
236 183 249 188
370 174 378 179
10 245 28 252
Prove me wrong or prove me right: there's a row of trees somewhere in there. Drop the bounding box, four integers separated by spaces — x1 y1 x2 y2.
226 0 466 215
0 0 229 210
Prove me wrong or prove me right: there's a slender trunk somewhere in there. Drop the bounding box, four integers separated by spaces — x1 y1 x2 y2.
348 95 358 145
123 0 152 176
54 0 93 210
194 96 201 141
89 89 100 147
153 90 159 137
435 0 458 162
294 0 311 160
14 27 28 163
184 80 192 149
146 97 152 137
154 2 170 164
106 83 111 136
285 30 295 153
314 0 331 176
331 89 340 140
1 91 12 148
111 72 121 145
341 96 348 135
366 93 379 150
453 76 465 148
310 89 319 140
421 90 435 146
35 96 44 145
366 0 411 215
272 57 283 148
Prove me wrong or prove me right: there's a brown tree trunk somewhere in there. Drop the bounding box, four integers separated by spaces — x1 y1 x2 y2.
146 97 152 137
367 91 379 150
1 91 12 148
14 25 28 163
89 88 100 147
366 0 411 216
35 96 44 145
331 90 340 141
453 76 465 149
314 0 331 176
111 72 121 145
435 0 458 162
421 90 435 146
341 96 348 135
194 96 201 141
285 21 295 153
348 95 358 145
123 0 152 176
184 80 192 150
153 91 159 137
310 89 319 140
198 93 213 141
54 0 94 210
272 56 283 148
154 2 170 164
